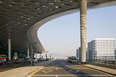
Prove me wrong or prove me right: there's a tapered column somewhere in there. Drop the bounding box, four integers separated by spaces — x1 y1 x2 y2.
8 38 11 61
27 48 30 58
80 0 87 64
31 45 34 66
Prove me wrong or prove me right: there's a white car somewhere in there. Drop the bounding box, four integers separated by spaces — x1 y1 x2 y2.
34 59 38 63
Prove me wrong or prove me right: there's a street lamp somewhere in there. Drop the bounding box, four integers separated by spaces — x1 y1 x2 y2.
50 53 52 60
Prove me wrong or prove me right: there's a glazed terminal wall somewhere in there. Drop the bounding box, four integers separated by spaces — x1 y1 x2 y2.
0 42 27 60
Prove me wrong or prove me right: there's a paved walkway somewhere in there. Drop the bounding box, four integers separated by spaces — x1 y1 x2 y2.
0 60 53 77
85 64 116 76
0 66 42 77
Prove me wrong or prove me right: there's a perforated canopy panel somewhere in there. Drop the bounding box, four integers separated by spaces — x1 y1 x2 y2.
0 0 116 53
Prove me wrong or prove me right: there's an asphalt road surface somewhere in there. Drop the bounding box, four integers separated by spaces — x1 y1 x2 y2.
30 60 114 77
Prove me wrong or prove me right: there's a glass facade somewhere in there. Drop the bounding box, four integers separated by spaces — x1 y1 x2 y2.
88 38 115 62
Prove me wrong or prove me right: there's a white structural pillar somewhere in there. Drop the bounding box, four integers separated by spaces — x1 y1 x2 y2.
80 0 87 64
8 38 11 61
27 48 30 58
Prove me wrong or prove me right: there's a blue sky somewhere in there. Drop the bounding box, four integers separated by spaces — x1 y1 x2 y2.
37 6 116 57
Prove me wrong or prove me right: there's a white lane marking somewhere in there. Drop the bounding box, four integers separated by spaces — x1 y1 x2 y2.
56 75 58 77
68 69 80 73
56 68 58 70
76 70 80 73
42 69 53 73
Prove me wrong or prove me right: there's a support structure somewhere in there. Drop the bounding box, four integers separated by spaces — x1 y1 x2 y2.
46 51 48 61
31 45 34 66
8 38 11 61
46 52 47 61
27 48 30 58
80 0 87 64
36 52 37 59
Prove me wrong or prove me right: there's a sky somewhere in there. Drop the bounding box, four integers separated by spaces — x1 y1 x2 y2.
37 6 116 57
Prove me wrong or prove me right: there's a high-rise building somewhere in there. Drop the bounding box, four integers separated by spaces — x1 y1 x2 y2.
115 49 116 59
76 47 81 62
88 38 115 62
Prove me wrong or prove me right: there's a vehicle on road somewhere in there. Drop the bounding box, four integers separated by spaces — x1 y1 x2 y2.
34 58 38 63
24 58 31 62
0 59 4 64
14 59 21 63
0 55 7 63
68 56 77 63
38 58 44 61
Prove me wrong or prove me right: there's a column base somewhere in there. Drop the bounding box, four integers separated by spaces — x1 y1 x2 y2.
81 62 86 64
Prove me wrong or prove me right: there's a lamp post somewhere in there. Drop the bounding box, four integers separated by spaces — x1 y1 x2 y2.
50 53 52 60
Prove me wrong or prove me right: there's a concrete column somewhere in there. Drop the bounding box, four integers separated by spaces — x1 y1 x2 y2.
8 38 11 61
31 45 34 66
27 48 29 58
46 53 47 61
36 52 37 59
80 0 87 64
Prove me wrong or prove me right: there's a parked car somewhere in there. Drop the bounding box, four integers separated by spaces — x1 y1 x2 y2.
38 58 44 61
0 59 4 64
14 59 21 63
24 58 31 62
34 58 38 63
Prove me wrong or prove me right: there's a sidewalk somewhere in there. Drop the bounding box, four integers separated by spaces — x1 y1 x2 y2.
84 64 116 76
0 66 42 77
0 60 53 77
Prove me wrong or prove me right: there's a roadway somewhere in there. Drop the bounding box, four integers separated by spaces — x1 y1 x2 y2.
30 60 114 77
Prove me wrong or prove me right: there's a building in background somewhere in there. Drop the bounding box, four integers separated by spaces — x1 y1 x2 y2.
76 47 89 63
76 47 81 62
115 49 116 59
88 38 115 62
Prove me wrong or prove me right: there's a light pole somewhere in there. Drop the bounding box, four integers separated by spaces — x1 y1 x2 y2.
50 53 52 60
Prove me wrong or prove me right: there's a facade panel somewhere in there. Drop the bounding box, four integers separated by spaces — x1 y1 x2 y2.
88 38 115 62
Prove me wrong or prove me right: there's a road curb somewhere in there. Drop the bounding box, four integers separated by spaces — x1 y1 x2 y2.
25 66 43 77
84 65 116 76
